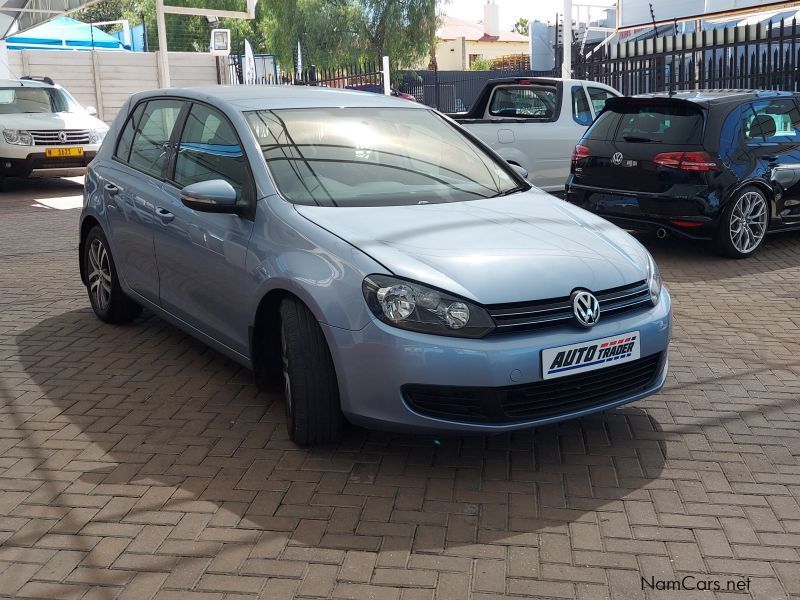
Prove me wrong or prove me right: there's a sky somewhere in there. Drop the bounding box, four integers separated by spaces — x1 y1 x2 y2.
442 0 617 28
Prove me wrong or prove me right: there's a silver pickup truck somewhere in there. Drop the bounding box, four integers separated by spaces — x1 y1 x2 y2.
448 77 620 193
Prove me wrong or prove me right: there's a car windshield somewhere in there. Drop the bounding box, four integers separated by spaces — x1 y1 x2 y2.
245 107 521 207
0 86 80 114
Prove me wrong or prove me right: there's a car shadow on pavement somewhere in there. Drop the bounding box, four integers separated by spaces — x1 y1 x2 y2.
639 229 800 283
13 307 667 562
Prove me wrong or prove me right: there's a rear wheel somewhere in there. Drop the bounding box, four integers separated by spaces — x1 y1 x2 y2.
716 187 769 258
83 226 142 323
279 297 343 445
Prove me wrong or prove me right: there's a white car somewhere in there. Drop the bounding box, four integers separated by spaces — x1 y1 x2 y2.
0 77 108 186
449 77 621 192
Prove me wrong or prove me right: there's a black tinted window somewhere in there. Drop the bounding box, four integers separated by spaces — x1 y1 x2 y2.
128 99 184 178
585 111 618 140
488 85 557 118
174 104 247 196
614 103 704 144
743 99 800 142
115 103 145 163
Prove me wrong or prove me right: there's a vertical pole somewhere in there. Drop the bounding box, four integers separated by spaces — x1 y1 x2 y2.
91 50 105 122
155 0 170 87
562 0 572 78
382 55 390 95
0 40 9 79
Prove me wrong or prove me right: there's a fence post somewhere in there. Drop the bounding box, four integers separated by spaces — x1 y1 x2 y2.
308 65 317 86
382 56 391 95
91 50 105 122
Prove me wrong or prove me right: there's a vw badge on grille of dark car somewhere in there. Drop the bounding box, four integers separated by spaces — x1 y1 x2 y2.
572 290 600 327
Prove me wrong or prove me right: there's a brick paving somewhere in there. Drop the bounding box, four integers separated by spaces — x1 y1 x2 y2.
1 178 799 600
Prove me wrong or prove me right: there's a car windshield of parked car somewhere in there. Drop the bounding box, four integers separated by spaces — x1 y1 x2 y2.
0 87 80 114
246 107 521 207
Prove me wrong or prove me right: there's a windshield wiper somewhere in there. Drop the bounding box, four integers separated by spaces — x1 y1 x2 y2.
491 186 524 198
623 135 654 143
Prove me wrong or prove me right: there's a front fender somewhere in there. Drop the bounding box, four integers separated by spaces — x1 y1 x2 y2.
245 196 386 331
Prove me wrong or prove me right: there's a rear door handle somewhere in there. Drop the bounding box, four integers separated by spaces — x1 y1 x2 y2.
104 183 120 196
155 207 174 223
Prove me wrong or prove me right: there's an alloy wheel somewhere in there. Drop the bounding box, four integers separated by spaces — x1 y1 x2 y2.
729 191 768 254
88 239 112 311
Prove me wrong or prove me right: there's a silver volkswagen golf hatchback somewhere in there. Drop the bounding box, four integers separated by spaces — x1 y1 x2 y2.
79 86 671 445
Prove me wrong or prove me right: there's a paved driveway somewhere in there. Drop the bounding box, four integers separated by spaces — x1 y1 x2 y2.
1 179 799 600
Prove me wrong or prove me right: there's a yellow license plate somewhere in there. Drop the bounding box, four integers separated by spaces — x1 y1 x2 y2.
46 147 84 158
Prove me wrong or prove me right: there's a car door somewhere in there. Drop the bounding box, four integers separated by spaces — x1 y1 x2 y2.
153 102 256 355
100 98 185 304
742 98 800 224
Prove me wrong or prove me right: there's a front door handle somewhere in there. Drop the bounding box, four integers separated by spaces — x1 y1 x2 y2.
155 207 174 223
104 183 120 196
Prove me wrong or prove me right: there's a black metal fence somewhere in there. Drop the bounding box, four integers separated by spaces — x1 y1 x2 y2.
396 68 557 113
576 19 800 95
227 56 384 89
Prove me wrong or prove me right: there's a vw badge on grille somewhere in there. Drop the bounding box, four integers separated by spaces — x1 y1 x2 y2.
611 152 624 166
572 290 600 327
58 131 68 143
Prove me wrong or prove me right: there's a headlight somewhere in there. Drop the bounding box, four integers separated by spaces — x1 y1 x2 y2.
90 128 108 144
362 275 495 338
3 129 33 146
646 254 662 306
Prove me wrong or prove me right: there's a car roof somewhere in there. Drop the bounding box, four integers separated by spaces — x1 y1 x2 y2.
633 89 798 106
137 85 424 111
0 78 55 88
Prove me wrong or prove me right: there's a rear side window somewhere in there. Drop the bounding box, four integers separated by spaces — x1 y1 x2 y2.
572 86 592 126
614 103 704 144
114 102 145 163
127 99 184 178
743 99 800 142
488 85 557 119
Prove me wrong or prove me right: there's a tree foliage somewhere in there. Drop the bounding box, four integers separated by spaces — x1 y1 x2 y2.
75 0 437 69
512 17 529 36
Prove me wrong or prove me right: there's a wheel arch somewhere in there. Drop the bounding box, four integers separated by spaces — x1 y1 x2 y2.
78 215 103 285
723 179 777 221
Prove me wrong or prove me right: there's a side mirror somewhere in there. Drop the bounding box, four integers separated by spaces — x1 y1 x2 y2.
180 179 238 213
510 163 528 180
86 106 98 116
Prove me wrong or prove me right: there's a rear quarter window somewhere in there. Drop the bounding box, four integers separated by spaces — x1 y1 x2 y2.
614 103 705 145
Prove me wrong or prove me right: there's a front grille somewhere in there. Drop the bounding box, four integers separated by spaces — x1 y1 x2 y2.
487 280 651 333
29 129 92 146
403 352 663 424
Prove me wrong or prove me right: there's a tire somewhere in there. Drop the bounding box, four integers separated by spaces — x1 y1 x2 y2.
715 186 770 258
83 226 142 323
279 297 343 445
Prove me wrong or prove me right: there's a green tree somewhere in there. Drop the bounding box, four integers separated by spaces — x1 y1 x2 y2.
469 56 492 71
512 17 529 36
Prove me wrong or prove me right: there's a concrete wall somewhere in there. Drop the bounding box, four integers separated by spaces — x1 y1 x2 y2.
6 50 220 124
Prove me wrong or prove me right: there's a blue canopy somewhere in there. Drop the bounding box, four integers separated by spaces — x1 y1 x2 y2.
6 16 128 51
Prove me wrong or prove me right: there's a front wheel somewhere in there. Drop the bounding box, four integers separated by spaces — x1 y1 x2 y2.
716 187 769 258
279 297 343 445
83 226 142 323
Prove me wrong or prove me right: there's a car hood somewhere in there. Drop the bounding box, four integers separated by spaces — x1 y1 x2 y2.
0 112 106 131
294 190 650 305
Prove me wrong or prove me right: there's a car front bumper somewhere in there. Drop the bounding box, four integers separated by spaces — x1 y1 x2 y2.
324 287 671 434
0 148 98 177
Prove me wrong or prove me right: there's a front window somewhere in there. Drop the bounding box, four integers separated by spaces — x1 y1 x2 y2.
0 86 80 114
245 107 521 207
